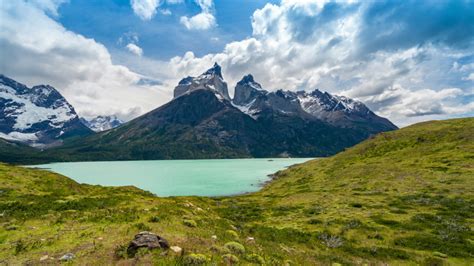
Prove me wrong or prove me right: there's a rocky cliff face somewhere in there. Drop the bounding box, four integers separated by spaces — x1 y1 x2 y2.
173 63 231 100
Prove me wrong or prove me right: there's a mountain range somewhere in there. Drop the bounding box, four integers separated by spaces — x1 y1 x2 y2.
0 64 397 162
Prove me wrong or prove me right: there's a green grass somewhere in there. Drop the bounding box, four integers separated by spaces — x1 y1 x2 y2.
0 118 473 265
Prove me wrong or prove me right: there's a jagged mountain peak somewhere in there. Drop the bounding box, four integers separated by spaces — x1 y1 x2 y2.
173 63 230 100
201 62 223 78
233 74 266 106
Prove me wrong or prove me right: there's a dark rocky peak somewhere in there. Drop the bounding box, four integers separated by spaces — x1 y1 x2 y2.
233 74 267 106
178 76 194 85
173 63 230 100
202 62 222 78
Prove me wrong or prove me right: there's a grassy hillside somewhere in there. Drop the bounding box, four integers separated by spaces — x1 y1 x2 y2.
0 118 473 265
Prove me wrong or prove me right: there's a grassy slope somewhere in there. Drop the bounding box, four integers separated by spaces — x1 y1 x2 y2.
0 118 473 265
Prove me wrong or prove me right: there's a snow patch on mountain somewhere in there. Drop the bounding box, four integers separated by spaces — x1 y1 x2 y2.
80 115 123 132
0 84 76 130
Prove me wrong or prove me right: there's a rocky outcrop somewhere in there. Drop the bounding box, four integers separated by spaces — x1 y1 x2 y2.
127 232 170 256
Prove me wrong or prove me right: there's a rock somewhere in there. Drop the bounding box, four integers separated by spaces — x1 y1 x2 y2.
127 231 169 256
211 235 218 240
97 237 103 241
246 236 255 243
170 246 182 253
59 253 74 261
39 255 49 261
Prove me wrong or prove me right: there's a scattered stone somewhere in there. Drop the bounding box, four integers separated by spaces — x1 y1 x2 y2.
170 246 182 253
127 231 169 256
211 235 218 240
246 236 255 243
196 207 203 212
59 253 74 261
39 255 49 261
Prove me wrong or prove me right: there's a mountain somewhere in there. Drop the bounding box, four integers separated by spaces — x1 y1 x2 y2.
2 118 472 264
232 74 396 132
80 115 124 132
44 64 396 161
0 75 92 147
174 62 231 100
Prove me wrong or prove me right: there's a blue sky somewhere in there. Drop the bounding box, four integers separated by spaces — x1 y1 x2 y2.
57 0 277 59
0 0 473 125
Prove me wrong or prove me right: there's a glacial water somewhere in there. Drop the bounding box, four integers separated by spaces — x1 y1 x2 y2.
31 158 312 196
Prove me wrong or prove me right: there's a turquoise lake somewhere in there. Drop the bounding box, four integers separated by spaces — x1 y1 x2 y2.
32 158 313 197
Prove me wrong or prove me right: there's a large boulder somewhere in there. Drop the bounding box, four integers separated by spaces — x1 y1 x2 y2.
127 231 169 256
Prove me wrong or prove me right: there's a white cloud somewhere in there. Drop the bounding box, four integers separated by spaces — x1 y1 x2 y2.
29 0 68 16
180 12 216 30
180 0 216 30
464 73 474 81
0 1 171 121
130 0 159 20
126 43 143 56
130 0 184 20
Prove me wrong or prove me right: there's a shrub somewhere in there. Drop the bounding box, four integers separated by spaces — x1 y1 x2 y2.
246 253 265 264
114 244 128 259
225 230 239 239
224 241 245 254
148 216 160 223
134 222 151 231
318 233 343 248
183 253 209 265
222 254 239 264
183 219 197 228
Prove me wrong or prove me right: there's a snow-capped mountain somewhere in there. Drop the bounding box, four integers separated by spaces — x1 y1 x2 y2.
173 63 231 100
0 75 92 147
80 115 123 132
232 74 396 131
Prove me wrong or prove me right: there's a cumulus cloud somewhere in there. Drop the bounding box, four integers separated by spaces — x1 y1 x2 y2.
0 1 171 120
168 0 474 126
180 0 216 30
126 43 143 56
130 0 159 20
130 0 184 20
